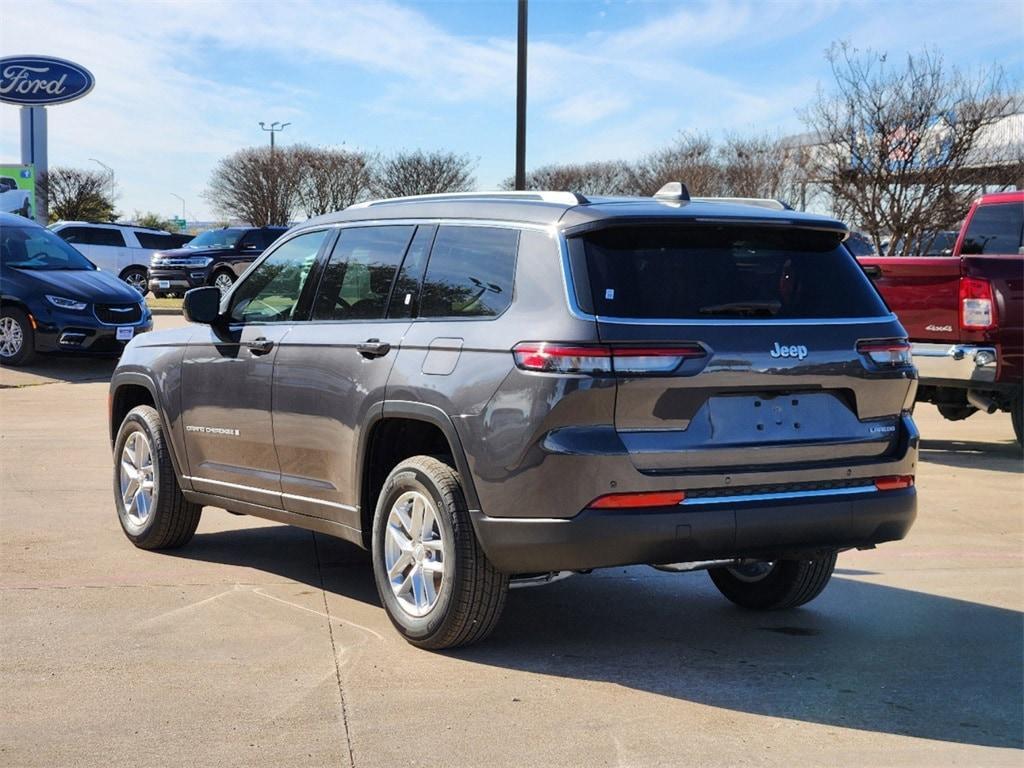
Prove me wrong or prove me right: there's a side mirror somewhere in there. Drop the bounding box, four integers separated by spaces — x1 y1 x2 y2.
182 286 222 324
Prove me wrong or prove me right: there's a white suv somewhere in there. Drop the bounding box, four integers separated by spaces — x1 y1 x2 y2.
49 221 192 295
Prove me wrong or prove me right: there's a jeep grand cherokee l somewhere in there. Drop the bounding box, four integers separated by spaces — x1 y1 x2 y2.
108 187 918 649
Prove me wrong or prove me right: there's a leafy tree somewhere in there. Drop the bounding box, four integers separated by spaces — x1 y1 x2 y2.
132 211 176 231
38 167 117 223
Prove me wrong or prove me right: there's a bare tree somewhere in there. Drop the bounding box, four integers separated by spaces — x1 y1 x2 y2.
294 145 376 216
625 133 725 197
717 135 791 200
38 167 117 223
372 150 475 198
205 146 302 226
802 43 1021 255
499 160 634 195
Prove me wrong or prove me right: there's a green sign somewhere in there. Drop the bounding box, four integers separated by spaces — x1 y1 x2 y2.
171 216 187 231
0 164 35 220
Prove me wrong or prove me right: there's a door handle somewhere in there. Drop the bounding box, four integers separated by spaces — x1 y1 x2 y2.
861 264 882 279
247 337 275 356
356 338 392 359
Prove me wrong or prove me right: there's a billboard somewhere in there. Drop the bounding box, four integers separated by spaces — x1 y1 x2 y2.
0 164 35 220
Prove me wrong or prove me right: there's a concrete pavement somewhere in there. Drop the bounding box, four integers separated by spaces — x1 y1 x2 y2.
1 321 1021 767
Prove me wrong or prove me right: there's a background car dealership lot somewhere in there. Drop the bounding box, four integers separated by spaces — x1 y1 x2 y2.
0 315 1020 767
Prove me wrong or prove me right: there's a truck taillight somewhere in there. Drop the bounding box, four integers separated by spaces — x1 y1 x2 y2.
857 339 912 367
959 276 996 330
512 343 705 375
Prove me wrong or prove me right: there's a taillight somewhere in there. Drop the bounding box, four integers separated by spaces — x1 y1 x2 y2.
857 339 912 367
589 490 686 508
959 276 996 330
874 475 914 491
512 342 705 375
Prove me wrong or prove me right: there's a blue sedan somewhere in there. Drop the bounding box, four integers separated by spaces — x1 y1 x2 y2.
0 212 153 366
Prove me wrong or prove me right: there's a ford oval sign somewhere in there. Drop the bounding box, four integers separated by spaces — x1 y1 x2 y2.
0 56 95 106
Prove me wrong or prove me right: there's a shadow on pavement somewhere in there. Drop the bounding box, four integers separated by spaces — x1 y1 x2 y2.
0 355 117 387
455 570 1023 750
169 521 1022 749
920 437 1022 473
170 523 379 607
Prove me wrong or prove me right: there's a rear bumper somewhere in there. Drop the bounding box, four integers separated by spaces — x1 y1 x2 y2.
472 486 916 574
912 342 997 387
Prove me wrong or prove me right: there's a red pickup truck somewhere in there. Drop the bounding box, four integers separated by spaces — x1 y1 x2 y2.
858 191 1023 444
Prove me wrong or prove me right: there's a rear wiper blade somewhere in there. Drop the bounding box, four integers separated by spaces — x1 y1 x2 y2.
698 300 781 316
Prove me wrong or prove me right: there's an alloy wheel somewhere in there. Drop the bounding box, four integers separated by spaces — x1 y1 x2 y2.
124 272 148 294
0 317 24 358
726 561 776 583
214 273 234 295
384 490 447 617
119 431 157 531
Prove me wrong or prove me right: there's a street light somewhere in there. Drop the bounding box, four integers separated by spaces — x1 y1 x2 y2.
169 192 186 223
258 121 291 151
515 0 528 190
89 157 115 202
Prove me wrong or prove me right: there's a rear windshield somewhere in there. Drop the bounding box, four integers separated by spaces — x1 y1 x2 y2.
573 225 889 320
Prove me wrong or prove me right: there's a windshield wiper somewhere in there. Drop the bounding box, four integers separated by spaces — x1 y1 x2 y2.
698 300 781 316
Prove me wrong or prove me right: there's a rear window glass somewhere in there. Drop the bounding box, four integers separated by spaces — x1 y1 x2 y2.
576 226 889 320
960 203 1023 255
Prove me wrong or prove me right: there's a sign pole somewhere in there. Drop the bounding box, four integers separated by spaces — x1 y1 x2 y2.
19 106 47 224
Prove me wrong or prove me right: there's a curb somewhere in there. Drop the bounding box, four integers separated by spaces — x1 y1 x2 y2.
149 308 183 316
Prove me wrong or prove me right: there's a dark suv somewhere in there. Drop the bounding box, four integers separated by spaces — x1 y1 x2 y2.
109 188 918 648
147 226 286 297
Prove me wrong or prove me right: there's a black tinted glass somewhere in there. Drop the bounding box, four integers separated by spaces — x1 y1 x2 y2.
229 230 327 323
59 226 125 247
579 225 889 319
961 203 1023 255
135 232 174 249
312 226 414 321
387 225 435 319
419 226 518 318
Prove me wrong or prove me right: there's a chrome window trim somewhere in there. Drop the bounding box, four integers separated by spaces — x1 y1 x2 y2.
681 484 877 506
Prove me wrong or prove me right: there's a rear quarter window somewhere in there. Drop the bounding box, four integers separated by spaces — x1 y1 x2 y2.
419 226 519 319
575 225 890 320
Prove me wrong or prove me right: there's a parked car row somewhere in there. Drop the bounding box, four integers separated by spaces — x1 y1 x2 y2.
48 220 284 299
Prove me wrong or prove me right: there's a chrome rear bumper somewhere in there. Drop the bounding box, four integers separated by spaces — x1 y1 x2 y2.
912 343 997 385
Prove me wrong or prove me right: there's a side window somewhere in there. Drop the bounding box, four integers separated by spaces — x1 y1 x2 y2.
84 227 126 247
312 226 414 321
228 230 327 323
961 203 1024 255
135 232 173 249
237 231 262 251
419 226 519 318
387 225 436 319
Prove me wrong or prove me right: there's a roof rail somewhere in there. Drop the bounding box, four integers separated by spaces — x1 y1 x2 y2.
692 197 791 211
347 190 590 209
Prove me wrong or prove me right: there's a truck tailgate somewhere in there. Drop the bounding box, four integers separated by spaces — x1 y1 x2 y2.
858 256 961 342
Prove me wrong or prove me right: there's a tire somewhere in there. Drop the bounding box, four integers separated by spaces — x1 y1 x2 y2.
371 455 508 650
113 405 201 549
0 306 35 366
937 404 977 421
120 266 149 296
709 552 838 610
1012 395 1022 446
212 269 235 295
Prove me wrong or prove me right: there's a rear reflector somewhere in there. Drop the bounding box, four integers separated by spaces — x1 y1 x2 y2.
874 475 914 491
513 342 704 375
589 490 686 509
959 276 996 330
857 339 912 367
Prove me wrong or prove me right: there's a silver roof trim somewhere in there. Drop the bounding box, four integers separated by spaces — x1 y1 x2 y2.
347 190 588 209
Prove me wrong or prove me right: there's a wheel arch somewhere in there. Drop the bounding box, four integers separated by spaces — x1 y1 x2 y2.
109 372 189 487
357 401 482 549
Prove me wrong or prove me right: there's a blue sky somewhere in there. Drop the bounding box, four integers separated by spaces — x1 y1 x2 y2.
1 0 1021 220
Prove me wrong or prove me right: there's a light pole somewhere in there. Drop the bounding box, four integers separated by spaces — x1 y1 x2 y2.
170 192 186 223
514 0 528 190
258 121 291 151
89 157 115 202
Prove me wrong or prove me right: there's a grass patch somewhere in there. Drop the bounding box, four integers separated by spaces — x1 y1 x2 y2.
146 296 183 311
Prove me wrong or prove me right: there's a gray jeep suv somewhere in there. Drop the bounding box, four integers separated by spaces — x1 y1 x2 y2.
109 188 918 649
